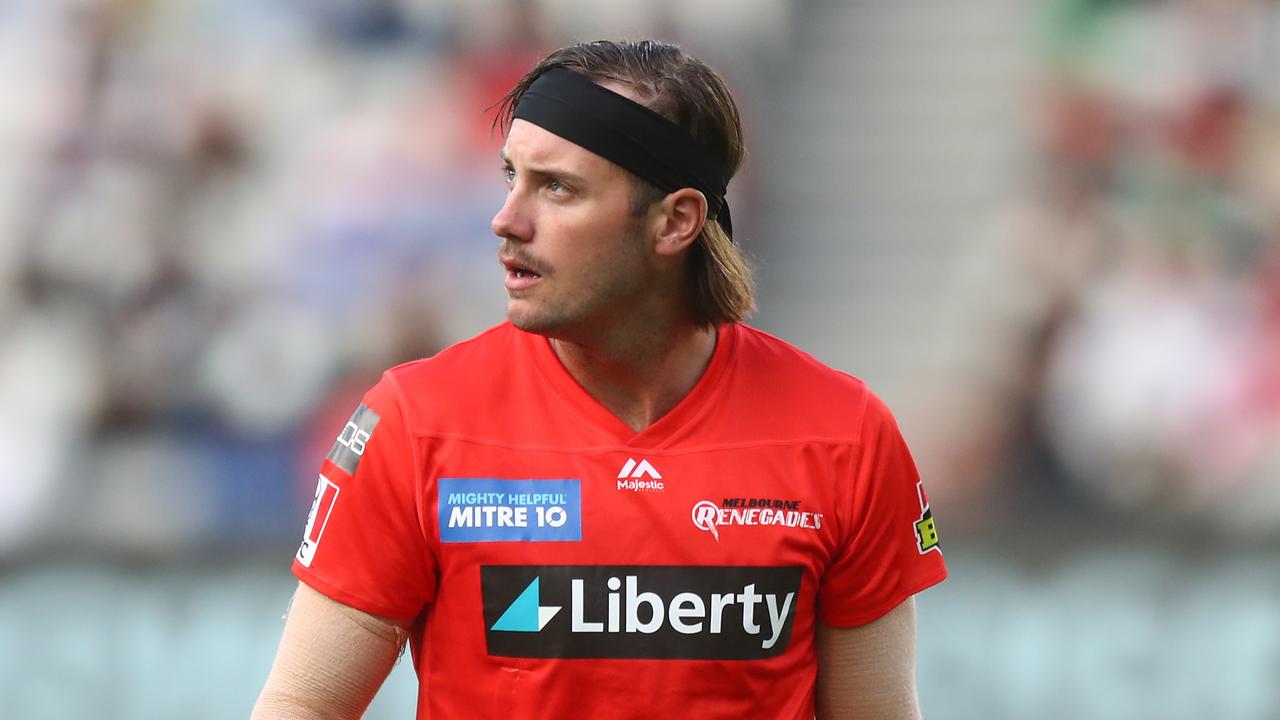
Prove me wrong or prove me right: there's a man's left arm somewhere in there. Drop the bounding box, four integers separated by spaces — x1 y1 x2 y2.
815 598 921 720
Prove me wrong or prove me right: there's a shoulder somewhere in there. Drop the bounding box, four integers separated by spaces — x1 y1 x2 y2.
386 322 517 382
724 324 889 442
731 324 872 407
375 322 525 428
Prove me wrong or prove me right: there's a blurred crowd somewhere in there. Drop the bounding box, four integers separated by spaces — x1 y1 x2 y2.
934 0 1280 537
0 0 783 557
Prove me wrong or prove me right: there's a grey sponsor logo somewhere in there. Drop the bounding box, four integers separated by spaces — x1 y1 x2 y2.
325 404 380 475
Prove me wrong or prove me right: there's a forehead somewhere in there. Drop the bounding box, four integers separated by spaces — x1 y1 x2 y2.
502 119 625 183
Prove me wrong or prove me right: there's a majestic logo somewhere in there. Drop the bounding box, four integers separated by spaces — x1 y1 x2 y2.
691 498 824 542
438 478 582 543
326 404 380 476
482 565 803 660
617 458 661 479
296 475 340 567
914 480 940 554
615 458 664 492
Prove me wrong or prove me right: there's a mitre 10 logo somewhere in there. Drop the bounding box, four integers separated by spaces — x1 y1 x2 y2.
481 565 803 660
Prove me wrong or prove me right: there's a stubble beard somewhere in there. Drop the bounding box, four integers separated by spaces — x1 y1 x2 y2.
507 225 652 341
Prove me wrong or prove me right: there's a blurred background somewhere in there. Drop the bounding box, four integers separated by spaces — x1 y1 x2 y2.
1 0 1278 717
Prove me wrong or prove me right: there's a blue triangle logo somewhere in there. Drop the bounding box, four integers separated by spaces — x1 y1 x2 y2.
492 577 559 632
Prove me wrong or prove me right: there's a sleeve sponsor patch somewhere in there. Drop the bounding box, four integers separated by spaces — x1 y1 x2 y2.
326 403 381 476
914 479 940 554
297 475 340 567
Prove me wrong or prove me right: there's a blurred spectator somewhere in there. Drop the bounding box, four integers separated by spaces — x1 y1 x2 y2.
930 74 1119 526
933 0 1280 537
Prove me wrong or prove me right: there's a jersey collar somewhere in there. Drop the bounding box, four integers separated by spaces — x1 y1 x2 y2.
520 323 739 448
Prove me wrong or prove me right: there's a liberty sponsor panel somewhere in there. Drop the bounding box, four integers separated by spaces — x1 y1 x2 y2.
438 478 581 543
482 565 803 659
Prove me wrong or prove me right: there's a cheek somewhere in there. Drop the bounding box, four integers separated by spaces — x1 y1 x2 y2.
538 192 644 274
550 209 634 264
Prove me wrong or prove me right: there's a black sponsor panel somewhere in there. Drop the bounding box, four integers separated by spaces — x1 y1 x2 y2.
482 565 803 660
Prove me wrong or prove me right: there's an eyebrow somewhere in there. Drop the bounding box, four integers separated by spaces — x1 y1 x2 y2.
500 148 590 188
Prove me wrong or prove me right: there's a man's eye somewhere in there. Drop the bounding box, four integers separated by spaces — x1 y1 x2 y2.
548 179 564 193
502 167 515 185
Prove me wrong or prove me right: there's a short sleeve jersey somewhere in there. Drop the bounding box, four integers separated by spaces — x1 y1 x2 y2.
293 322 946 719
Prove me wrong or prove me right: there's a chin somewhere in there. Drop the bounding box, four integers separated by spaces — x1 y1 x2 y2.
506 303 555 335
508 302 585 340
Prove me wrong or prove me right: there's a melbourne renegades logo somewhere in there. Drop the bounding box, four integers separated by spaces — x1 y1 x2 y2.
690 498 823 542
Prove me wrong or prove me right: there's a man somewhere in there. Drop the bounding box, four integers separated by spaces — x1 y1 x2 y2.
253 40 946 719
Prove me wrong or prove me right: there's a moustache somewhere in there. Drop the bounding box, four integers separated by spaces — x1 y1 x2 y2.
497 244 549 276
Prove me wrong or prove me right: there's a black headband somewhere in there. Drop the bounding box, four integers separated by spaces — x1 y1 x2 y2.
512 68 734 238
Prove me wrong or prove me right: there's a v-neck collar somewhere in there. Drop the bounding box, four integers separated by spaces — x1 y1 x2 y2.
520 323 738 448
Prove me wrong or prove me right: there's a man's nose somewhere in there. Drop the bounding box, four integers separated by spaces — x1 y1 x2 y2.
491 190 532 243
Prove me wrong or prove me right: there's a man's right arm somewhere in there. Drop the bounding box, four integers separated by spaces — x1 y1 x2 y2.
251 582 412 720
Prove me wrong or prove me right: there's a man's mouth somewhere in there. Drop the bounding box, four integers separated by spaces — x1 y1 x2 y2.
502 257 544 290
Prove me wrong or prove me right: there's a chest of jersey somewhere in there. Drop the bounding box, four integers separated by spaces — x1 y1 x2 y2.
419 439 848 663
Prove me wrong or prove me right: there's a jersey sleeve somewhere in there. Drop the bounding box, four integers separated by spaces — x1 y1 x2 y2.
291 372 437 620
817 390 947 627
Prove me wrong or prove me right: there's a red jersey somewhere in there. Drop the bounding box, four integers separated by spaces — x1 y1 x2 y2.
293 322 946 719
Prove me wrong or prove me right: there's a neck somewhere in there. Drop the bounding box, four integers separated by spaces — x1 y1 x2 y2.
550 318 718 433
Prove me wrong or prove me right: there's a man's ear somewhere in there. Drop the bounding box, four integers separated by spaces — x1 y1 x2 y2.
652 188 708 257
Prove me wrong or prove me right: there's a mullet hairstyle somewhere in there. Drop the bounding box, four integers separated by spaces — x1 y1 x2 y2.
495 40 755 328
